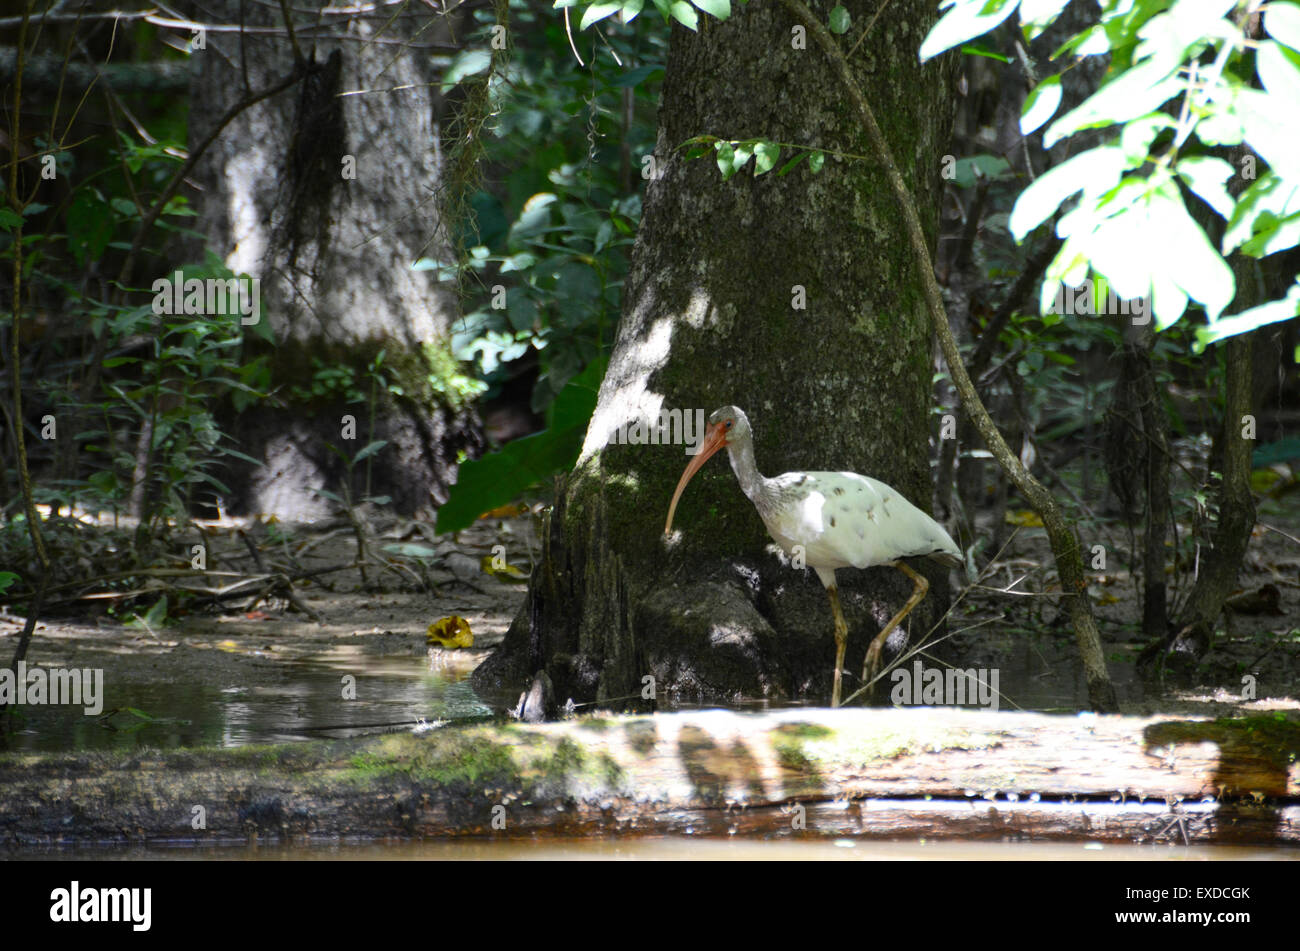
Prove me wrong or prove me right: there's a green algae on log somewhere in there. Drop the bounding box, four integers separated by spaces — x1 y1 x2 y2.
1 709 1297 847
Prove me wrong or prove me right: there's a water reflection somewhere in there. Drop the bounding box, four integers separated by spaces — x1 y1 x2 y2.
0 652 492 752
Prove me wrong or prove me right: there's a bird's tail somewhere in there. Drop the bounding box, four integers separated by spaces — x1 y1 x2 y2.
928 550 963 569
928 543 978 584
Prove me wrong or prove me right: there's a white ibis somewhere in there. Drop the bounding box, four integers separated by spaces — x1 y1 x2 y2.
664 406 962 707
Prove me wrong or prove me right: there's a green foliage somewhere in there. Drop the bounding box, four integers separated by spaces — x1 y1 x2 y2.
921 0 1300 347
289 359 367 404
679 134 829 181
429 2 665 413
94 255 266 529
436 356 605 533
1 82 265 540
125 596 171 631
315 439 393 509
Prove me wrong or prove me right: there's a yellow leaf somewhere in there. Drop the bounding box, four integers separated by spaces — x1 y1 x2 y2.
479 503 528 519
479 555 530 583
1005 509 1044 527
426 615 474 649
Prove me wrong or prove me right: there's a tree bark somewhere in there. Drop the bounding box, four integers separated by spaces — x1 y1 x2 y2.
182 0 481 518
3 710 1297 845
1164 333 1256 665
773 0 1118 710
474 0 958 707
1103 319 1170 641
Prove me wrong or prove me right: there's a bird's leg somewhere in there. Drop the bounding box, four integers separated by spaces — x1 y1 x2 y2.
826 584 849 708
861 562 929 699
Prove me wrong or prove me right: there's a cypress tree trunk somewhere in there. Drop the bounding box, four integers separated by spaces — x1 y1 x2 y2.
183 0 482 517
474 1 956 707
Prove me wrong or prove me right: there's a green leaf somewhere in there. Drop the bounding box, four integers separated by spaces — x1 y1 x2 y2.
437 359 606 534
436 428 584 534
829 4 851 33
352 440 389 464
1222 172 1300 257
715 140 736 178
1265 1 1300 51
1008 146 1127 240
500 252 537 273
691 0 731 20
1232 87 1300 183
1044 59 1183 147
1175 155 1235 220
622 0 646 20
1253 435 1300 466
611 64 664 87
442 49 492 88
776 152 809 176
669 0 699 29
1256 39 1300 104
1145 189 1235 326
1018 0 1070 39
951 154 1012 188
920 0 1020 62
141 596 169 629
753 140 780 175
66 189 113 267
1119 113 1175 164
580 1 623 29
1197 280 1300 347
1020 75 1062 135
548 356 608 431
808 151 826 173
960 43 1011 61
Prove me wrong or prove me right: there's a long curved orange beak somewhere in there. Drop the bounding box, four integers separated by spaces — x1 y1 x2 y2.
664 421 729 534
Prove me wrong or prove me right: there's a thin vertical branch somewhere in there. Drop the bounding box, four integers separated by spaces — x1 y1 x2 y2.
5 1 52 679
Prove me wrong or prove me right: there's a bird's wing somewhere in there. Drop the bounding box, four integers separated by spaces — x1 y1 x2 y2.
763 471 959 569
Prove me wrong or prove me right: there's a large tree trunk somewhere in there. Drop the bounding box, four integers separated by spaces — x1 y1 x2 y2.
184 1 481 518
474 1 955 708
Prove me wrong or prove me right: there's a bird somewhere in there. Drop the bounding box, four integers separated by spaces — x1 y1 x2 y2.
664 405 962 707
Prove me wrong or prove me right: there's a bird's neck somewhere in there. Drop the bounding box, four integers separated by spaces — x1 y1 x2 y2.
727 436 766 503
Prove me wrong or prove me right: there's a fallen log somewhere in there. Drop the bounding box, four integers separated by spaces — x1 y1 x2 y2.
1 708 1297 847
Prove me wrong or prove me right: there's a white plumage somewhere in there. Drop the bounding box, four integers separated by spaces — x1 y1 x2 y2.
664 406 961 707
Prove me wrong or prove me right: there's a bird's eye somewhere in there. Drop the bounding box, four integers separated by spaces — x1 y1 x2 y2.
724 420 733 429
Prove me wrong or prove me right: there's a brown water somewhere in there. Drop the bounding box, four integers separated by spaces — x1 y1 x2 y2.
13 838 1300 860
0 654 492 752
